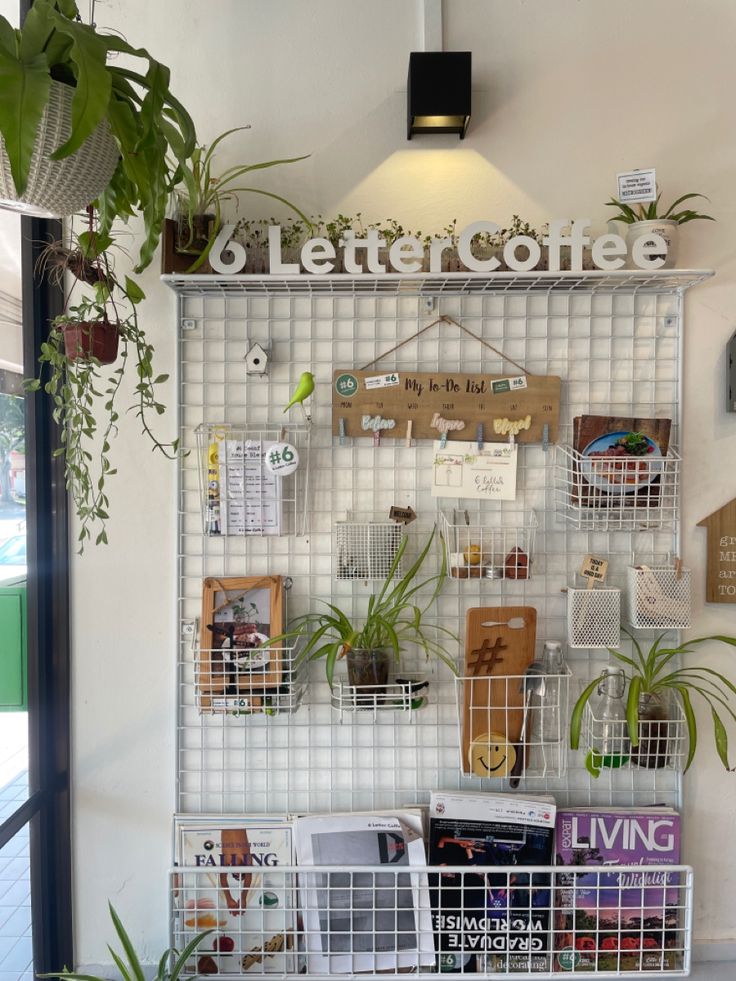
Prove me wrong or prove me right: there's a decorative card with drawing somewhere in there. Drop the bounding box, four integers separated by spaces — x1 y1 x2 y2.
431 440 518 501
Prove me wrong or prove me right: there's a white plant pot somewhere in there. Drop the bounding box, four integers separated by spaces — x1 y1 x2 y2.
0 80 120 218
626 220 679 270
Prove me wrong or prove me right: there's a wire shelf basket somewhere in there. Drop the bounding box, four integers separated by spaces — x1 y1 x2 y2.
196 423 311 537
627 565 691 630
194 639 306 717
330 676 429 720
455 669 571 782
334 519 404 580
553 445 681 531
582 697 688 773
438 510 537 581
567 588 621 649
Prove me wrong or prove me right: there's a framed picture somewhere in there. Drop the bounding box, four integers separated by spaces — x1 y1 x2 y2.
199 576 284 700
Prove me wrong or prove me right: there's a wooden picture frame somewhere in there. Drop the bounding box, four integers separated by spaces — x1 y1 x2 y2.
199 576 284 703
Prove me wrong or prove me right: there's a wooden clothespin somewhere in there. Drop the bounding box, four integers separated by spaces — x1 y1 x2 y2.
476 423 484 451
405 419 413 448
373 429 381 447
439 431 448 449
338 418 346 446
674 556 683 580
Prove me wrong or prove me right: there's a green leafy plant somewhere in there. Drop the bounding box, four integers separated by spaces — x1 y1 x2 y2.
174 127 310 270
0 0 196 271
40 901 212 981
605 192 715 225
570 628 736 771
268 528 458 686
26 230 180 549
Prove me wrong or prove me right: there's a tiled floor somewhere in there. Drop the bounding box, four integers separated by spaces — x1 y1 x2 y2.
0 713 32 981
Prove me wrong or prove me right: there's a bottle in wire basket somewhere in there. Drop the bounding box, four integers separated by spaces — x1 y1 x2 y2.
539 641 565 743
590 667 630 769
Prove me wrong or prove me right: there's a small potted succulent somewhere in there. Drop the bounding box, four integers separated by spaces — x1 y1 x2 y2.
267 528 458 698
605 190 714 269
570 628 736 772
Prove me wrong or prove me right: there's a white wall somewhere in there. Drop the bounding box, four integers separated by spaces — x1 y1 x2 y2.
72 0 736 963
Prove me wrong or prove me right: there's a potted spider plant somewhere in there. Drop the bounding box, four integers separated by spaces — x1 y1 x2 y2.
570 628 736 772
169 126 310 272
268 528 458 697
605 190 714 269
0 0 196 272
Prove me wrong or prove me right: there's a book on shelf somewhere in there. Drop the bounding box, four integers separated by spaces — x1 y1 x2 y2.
428 791 557 974
554 806 682 972
571 414 672 508
174 815 296 974
293 811 434 974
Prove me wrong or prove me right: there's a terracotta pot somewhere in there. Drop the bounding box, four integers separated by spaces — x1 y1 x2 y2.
346 648 390 699
62 320 119 365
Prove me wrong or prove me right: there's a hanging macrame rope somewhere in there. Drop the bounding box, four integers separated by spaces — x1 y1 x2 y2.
359 314 532 376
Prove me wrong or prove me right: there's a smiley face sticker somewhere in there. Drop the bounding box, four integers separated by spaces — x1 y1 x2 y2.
469 731 516 778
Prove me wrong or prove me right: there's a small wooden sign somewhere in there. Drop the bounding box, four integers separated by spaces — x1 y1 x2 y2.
698 498 736 603
332 369 560 444
580 554 609 585
389 505 417 524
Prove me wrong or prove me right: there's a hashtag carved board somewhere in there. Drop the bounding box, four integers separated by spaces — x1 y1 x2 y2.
332 369 560 443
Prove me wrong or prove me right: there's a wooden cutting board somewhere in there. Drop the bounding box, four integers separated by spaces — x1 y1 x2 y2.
462 606 537 774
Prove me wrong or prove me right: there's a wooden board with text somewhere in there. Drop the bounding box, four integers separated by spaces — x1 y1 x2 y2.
698 498 736 604
332 369 561 443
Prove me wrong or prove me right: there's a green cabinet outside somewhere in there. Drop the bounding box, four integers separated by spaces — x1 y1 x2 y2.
0 578 26 710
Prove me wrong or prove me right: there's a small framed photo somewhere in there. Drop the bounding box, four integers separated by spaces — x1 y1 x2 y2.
199 576 284 698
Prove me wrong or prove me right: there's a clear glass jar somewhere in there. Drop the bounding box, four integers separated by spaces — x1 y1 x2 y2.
590 667 630 768
540 641 565 743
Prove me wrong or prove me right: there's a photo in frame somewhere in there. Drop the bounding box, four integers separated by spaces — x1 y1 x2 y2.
199 577 284 701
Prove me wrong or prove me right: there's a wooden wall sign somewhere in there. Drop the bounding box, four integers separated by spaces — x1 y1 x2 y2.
698 498 736 603
332 369 561 444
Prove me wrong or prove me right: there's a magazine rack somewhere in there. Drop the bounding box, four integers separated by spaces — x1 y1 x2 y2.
167 271 712 979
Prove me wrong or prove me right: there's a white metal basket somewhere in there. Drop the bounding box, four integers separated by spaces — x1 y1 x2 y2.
627 565 691 629
0 80 119 217
439 509 537 581
330 676 429 720
335 519 404 580
194 640 305 717
583 697 688 772
567 588 621 648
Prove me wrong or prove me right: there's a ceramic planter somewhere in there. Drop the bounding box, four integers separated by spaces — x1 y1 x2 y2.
626 219 679 269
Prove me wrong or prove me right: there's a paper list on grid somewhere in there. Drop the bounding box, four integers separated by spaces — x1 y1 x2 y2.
219 439 282 535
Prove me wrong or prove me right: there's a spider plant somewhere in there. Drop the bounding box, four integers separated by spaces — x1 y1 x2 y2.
605 192 715 224
268 527 458 686
570 628 736 771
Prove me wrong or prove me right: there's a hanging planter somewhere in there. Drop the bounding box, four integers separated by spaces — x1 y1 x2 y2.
0 80 119 218
60 317 120 366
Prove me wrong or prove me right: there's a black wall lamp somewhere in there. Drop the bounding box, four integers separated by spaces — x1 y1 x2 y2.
407 51 472 140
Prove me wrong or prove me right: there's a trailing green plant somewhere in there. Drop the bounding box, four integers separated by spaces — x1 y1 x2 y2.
267 528 458 686
39 901 212 981
0 0 197 271
26 228 180 549
605 192 715 225
570 627 736 771
174 127 310 270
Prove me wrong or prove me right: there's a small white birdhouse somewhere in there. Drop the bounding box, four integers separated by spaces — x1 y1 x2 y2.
244 342 269 375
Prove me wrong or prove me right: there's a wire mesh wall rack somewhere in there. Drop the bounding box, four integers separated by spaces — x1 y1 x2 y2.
168 270 710 978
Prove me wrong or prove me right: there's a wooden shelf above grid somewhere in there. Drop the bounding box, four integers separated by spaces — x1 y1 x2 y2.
162 269 714 298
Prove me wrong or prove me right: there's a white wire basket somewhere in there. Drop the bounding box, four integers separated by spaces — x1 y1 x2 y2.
627 565 692 629
196 423 311 537
335 519 404 580
582 697 688 772
438 510 537 581
455 669 571 781
194 639 306 717
171 862 693 977
330 676 429 720
567 588 621 648
554 445 681 530
0 80 120 217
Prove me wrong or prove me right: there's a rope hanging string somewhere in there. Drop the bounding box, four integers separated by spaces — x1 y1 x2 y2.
359 314 532 376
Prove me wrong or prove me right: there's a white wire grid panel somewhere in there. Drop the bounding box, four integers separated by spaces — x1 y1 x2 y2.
169 863 694 979
455 670 571 781
582 701 688 774
626 566 691 630
439 510 537 580
334 520 403 580
567 589 622 649
174 280 698 816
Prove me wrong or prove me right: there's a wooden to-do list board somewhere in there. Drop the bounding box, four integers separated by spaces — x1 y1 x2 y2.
332 369 561 443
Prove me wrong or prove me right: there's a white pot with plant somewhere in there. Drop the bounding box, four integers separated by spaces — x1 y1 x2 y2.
605 191 714 269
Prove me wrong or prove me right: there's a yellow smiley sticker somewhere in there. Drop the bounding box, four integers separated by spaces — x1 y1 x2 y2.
469 731 516 778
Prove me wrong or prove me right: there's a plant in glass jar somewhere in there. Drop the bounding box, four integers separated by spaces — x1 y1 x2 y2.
267 528 458 694
570 628 736 772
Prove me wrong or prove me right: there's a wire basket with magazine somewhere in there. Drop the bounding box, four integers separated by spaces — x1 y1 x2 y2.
627 563 691 630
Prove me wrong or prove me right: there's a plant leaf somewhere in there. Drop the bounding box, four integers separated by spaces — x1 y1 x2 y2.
674 686 697 772
626 674 642 747
0 47 50 195
570 675 603 750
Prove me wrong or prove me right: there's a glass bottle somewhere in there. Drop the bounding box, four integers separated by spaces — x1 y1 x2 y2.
591 668 630 768
540 641 565 743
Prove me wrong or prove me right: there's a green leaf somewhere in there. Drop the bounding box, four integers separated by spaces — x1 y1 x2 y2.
570 675 603 750
0 16 16 57
124 276 146 304
19 3 53 61
626 674 642 747
0 47 51 195
711 704 731 770
108 902 146 981
674 686 697 772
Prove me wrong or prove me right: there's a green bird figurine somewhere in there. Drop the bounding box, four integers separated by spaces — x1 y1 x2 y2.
283 371 315 418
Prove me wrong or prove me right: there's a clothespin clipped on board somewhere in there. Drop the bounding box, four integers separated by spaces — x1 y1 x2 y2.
405 420 413 448
476 423 484 451
373 429 381 447
542 423 550 453
439 431 448 449
674 556 683 580
508 432 515 448
338 418 346 446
